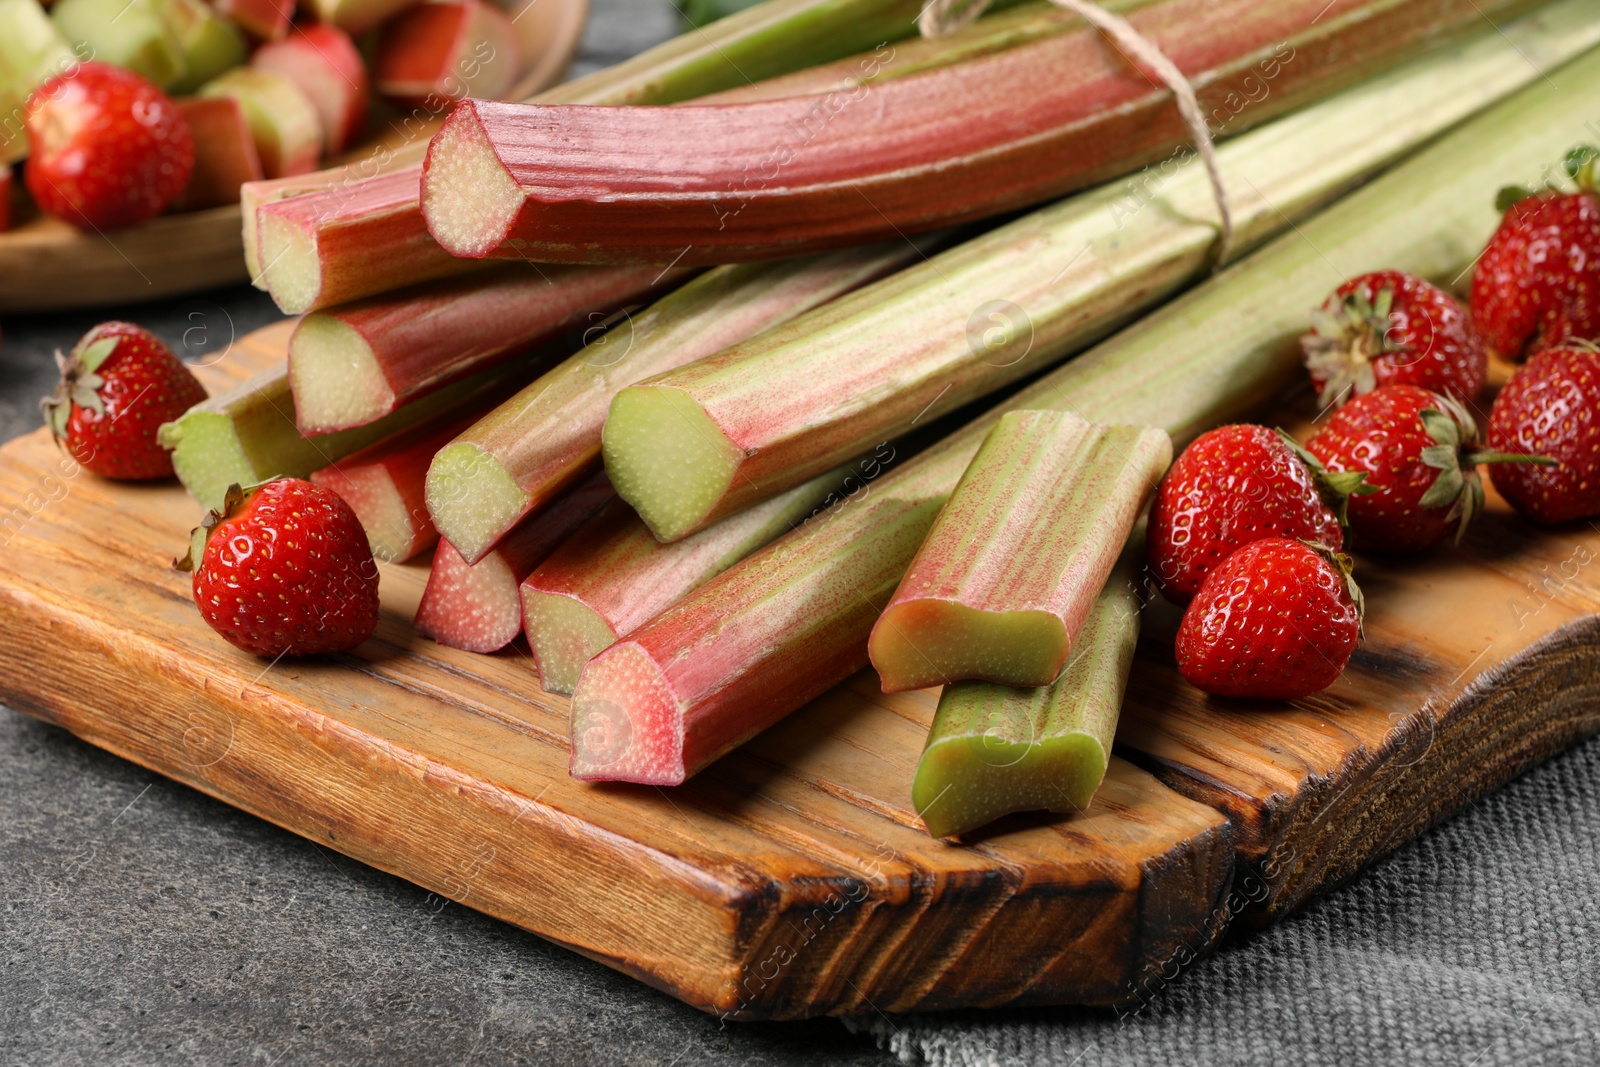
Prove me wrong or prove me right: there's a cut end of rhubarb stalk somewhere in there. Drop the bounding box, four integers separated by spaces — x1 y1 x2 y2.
869 600 1068 693
568 642 683 784
257 207 322 315
602 385 742 543
289 313 395 435
311 463 432 563
413 539 523 653
426 441 532 564
421 101 523 259
157 409 254 514
522 590 619 696
912 723 1107 840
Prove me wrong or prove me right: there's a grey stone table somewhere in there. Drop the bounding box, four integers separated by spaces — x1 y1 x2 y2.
3 2 1599 1064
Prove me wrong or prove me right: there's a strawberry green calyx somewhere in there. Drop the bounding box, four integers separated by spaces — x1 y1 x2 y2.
1275 428 1373 535
1416 395 1554 542
173 481 253 572
1494 143 1600 213
1301 287 1397 405
40 335 118 441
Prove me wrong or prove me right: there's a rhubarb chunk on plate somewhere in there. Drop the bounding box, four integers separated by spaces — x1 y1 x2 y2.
867 410 1170 692
912 549 1143 839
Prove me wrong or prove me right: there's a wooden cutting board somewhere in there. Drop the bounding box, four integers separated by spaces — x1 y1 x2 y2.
2 324 1598 1019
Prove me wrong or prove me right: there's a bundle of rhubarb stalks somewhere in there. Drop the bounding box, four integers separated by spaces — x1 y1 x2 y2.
40 0 1600 840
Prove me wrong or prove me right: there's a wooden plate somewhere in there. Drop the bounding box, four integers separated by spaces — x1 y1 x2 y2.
0 0 590 314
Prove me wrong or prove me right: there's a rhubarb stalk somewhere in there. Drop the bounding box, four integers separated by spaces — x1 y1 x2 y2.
420 0 1534 264
600 2 1600 541
309 398 501 562
567 44 1600 784
867 411 1169 692
523 468 844 694
251 0 1004 314
159 364 501 512
427 242 924 564
413 471 614 654
913 546 1145 839
287 263 685 436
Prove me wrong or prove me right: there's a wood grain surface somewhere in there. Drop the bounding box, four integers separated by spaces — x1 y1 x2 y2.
0 0 589 313
0 330 1596 1018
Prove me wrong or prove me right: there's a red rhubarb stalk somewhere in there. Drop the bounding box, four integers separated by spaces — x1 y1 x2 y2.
420 0 1525 264
172 97 263 211
287 263 688 436
426 242 924 565
522 468 845 694
413 471 614 654
249 0 979 314
309 398 501 562
867 411 1170 692
566 48 1599 783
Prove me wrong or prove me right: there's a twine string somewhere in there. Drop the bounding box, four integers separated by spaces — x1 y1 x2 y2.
919 0 1235 267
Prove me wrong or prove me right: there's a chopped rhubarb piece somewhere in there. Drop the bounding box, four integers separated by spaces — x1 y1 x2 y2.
913 549 1143 839
303 0 417 36
309 397 499 562
251 23 367 154
213 0 293 40
172 96 264 210
0 0 73 163
521 469 841 694
158 361 502 511
200 67 322 178
0 164 10 232
374 0 520 107
427 243 920 565
414 471 613 654
288 263 684 436
867 411 1170 692
51 0 185 89
162 0 247 94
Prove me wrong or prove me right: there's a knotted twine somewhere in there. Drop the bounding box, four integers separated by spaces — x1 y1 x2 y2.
918 0 1235 266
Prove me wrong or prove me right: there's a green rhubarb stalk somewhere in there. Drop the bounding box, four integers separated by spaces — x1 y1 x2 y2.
867 411 1169 692
158 364 495 512
567 43 1600 785
913 544 1144 839
522 468 844 695
428 242 925 565
51 0 184 89
600 0 1600 542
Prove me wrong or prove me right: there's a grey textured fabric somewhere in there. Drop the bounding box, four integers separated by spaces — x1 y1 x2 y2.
847 733 1600 1065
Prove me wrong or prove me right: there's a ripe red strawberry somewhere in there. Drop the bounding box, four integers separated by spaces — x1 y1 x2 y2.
1302 270 1486 406
1470 150 1600 361
1175 538 1363 700
41 321 207 480
24 62 194 231
178 479 380 657
1306 384 1550 551
1486 343 1600 524
1147 424 1367 604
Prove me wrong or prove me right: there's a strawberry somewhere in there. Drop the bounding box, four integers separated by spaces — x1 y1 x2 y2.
23 62 194 231
1147 424 1367 604
41 321 207 480
1306 384 1550 551
1301 270 1486 407
1470 148 1600 361
1486 342 1600 524
178 479 381 657
1175 538 1363 700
